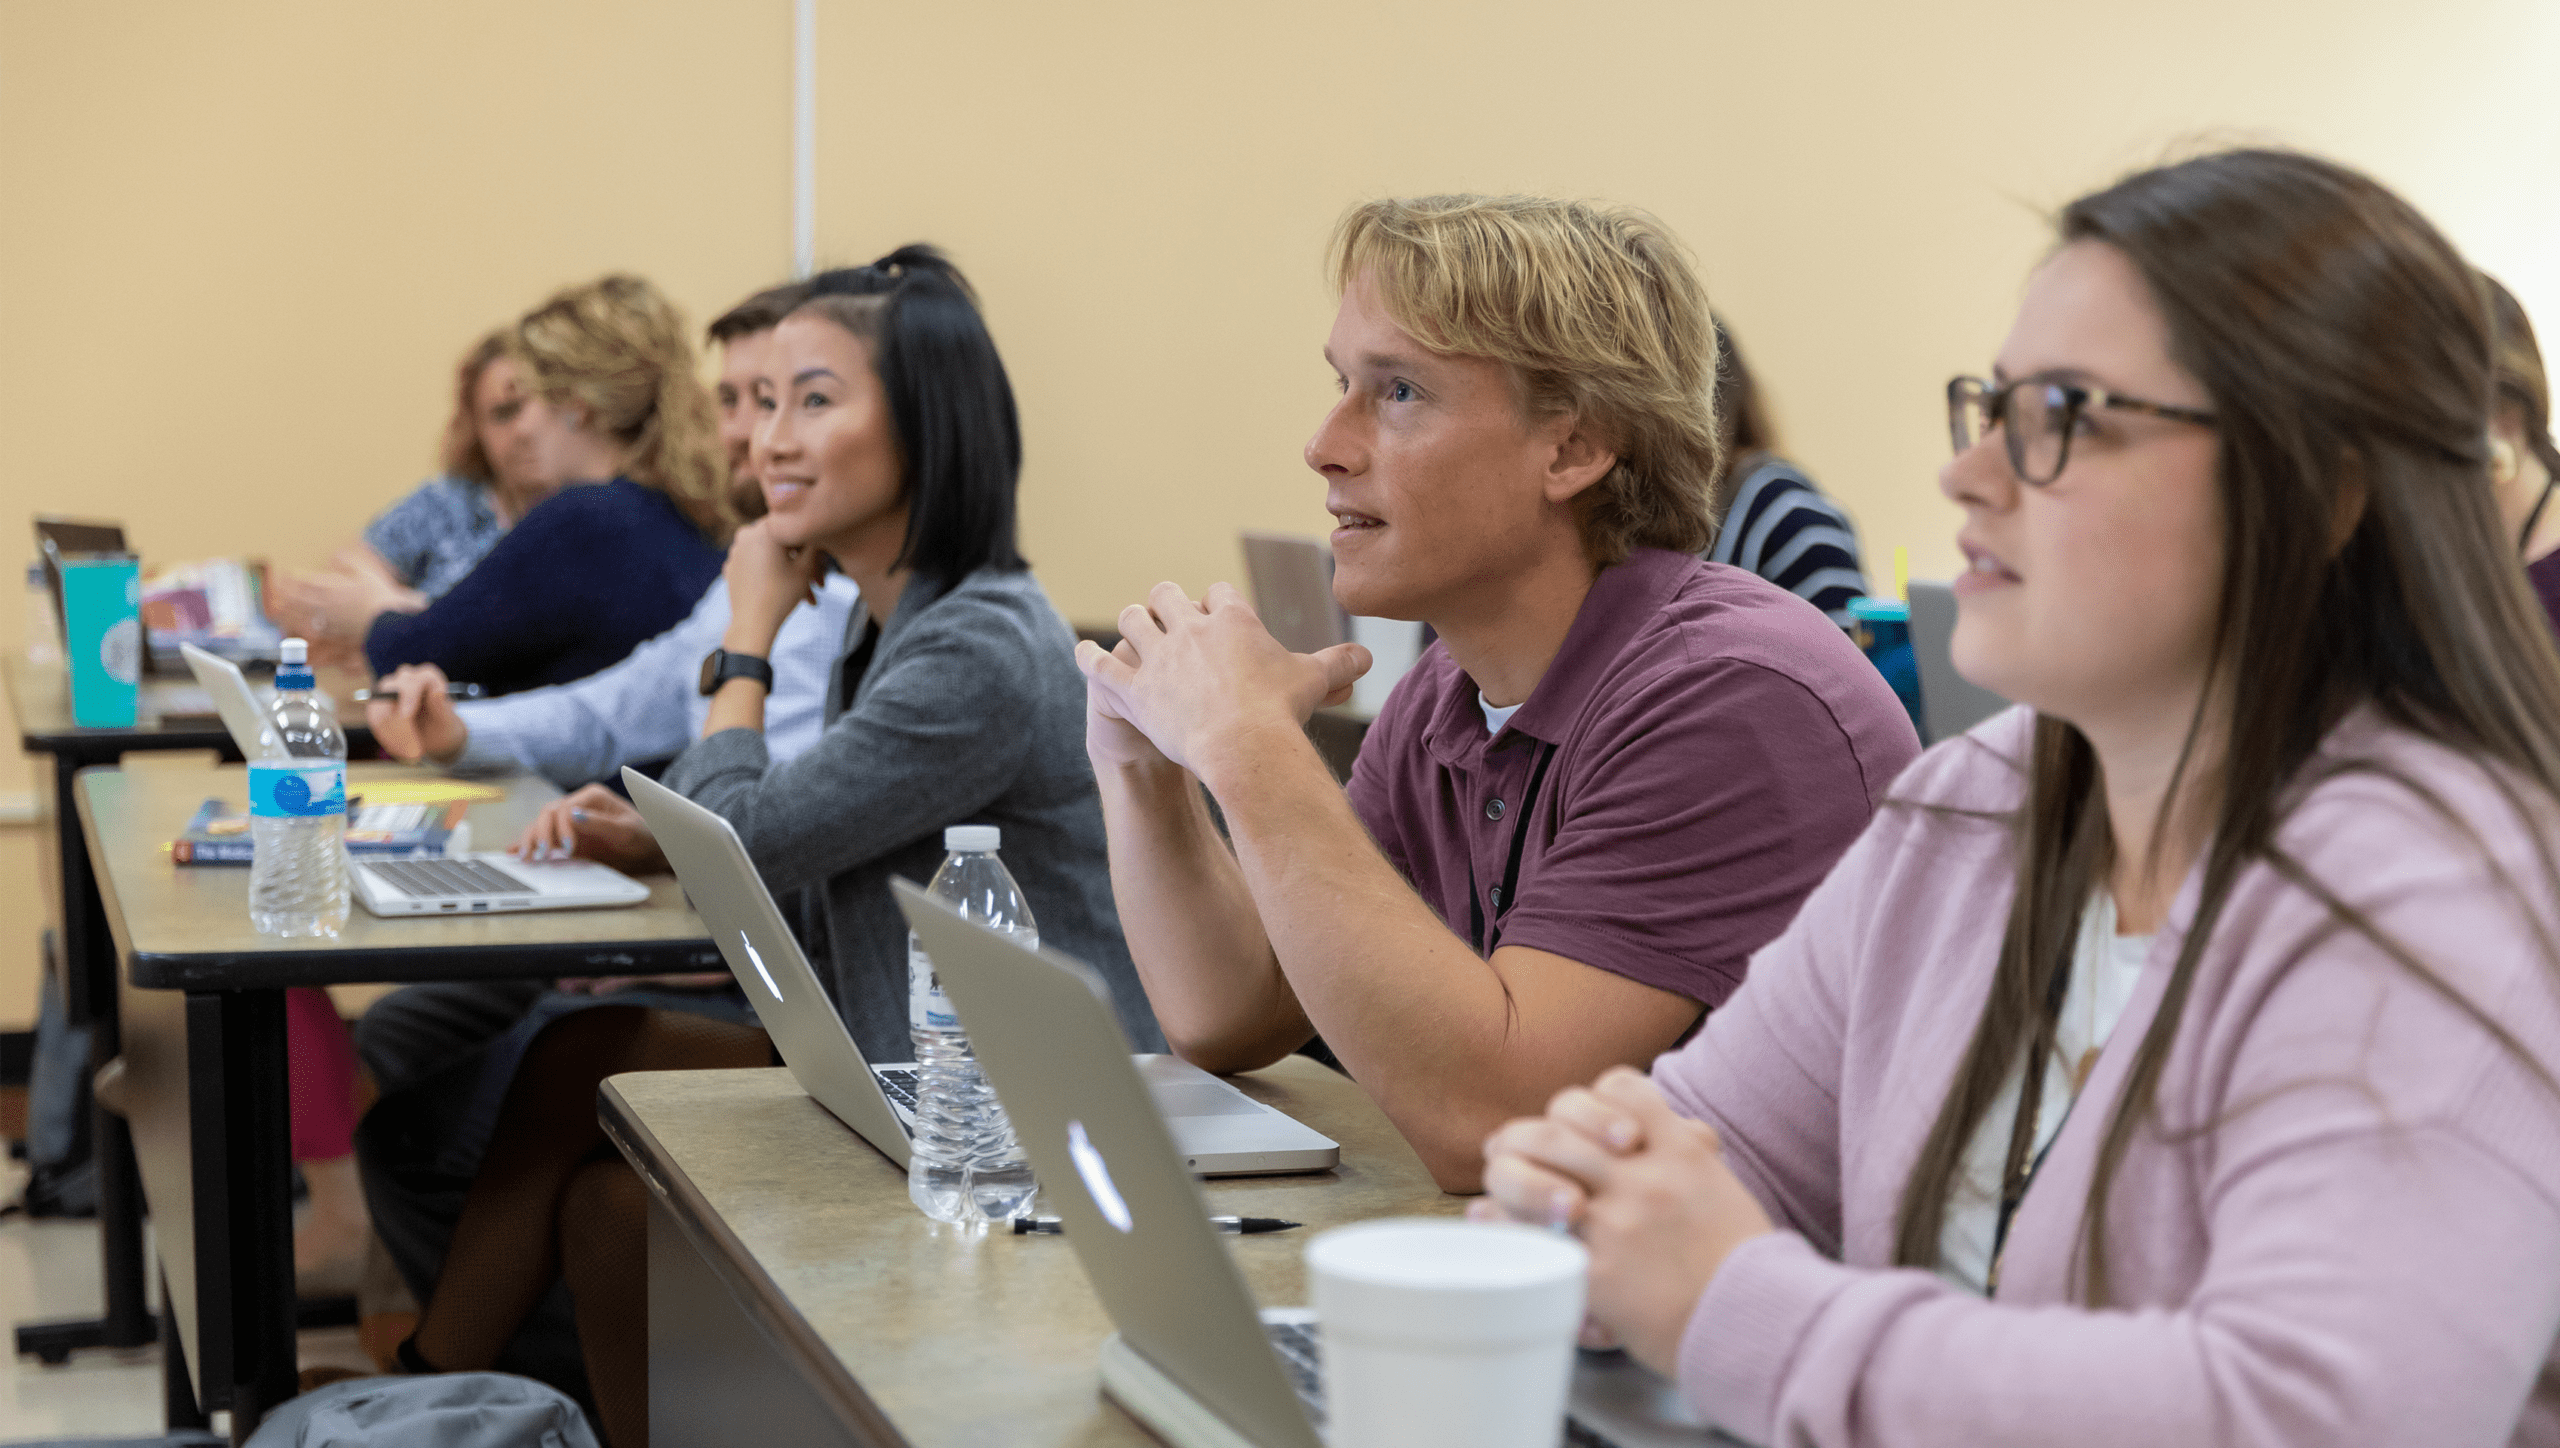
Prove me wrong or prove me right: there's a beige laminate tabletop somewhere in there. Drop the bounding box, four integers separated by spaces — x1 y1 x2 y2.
603 1058 1463 1448
78 759 719 990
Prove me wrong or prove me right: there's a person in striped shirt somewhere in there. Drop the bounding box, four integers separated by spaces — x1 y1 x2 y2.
1703 319 1870 627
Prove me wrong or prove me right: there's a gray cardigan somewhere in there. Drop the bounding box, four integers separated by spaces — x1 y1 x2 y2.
660 566 1162 1064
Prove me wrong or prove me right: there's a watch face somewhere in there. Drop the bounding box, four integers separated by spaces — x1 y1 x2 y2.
699 649 723 697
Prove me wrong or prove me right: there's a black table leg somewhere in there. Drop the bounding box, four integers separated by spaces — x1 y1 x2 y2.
13 750 154 1365
205 988 298 1444
163 1268 209 1431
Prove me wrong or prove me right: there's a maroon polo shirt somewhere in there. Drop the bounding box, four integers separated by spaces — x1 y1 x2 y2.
1346 547 1920 1008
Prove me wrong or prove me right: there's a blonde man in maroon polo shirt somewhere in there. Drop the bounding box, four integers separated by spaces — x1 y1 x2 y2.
1078 196 1918 1192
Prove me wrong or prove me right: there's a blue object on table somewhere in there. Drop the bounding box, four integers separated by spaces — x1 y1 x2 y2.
58 552 141 728
1848 596 1925 739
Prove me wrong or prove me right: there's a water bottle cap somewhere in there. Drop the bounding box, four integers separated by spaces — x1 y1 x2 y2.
943 824 1000 854
279 638 310 667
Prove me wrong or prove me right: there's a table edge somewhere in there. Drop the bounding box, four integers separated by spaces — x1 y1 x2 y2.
599 1076 913 1448
127 937 725 991
73 763 719 991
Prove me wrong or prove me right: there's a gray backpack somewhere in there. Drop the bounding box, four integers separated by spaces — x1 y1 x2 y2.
244 1374 600 1448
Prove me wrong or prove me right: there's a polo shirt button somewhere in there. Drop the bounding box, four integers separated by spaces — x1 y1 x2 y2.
1485 798 1506 821
1490 885 1506 909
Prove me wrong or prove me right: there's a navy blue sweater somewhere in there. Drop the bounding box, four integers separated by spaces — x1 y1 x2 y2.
363 478 722 696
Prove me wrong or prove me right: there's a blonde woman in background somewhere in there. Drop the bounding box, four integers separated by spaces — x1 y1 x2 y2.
271 330 564 657
359 273 730 695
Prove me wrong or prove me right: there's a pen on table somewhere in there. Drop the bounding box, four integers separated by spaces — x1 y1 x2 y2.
347 682 487 703
1014 1215 1299 1236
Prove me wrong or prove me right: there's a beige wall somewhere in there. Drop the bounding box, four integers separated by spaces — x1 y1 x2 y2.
811 0 2560 616
0 1 792 617
1 3 2556 1026
6 1 2555 626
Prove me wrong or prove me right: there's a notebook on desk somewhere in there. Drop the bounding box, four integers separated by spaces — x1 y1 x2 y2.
894 880 1723 1448
175 641 649 917
629 767 1339 1177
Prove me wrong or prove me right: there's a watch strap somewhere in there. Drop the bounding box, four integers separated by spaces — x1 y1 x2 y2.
700 648 775 696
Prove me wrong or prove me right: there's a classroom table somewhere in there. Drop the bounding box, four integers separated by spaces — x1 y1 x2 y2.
602 1057 1463 1448
77 758 720 1442
5 656 372 1370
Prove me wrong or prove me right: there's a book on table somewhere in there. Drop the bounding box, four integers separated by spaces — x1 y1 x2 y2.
170 797 471 865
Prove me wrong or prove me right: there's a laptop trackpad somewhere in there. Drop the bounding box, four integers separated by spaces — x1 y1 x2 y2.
1150 1083 1269 1119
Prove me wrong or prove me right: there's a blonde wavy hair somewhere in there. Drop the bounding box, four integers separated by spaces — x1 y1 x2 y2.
1330 195 1721 563
508 274 731 540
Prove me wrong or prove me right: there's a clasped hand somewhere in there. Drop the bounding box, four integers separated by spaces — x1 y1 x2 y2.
1074 581 1370 779
1471 1067 1774 1376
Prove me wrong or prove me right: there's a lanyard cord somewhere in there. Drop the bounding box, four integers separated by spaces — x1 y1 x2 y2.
1985 938 2079 1294
1467 740 1559 955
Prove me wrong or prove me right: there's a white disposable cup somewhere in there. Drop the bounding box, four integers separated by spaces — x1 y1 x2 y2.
1307 1218 1588 1448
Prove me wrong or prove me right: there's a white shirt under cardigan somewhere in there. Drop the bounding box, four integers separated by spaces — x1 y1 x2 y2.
1938 892 2152 1292
449 574 861 788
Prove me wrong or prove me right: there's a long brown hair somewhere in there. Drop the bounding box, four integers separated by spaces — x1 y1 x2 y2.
1889 150 2560 1302
509 274 732 541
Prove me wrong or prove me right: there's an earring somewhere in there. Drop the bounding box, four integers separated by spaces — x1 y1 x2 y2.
2491 436 2520 486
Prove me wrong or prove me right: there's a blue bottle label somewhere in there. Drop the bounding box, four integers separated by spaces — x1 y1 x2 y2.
248 763 345 819
911 966 960 1031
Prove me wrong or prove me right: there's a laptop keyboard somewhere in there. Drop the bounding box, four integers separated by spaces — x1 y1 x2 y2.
874 1067 921 1112
363 858 532 899
1264 1321 1325 1423
1262 1321 1624 1447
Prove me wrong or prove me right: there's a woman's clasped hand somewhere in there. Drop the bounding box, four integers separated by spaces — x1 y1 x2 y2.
1474 1068 1773 1372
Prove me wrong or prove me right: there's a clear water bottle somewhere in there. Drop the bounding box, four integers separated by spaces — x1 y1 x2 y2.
906 824 1039 1226
248 638 348 937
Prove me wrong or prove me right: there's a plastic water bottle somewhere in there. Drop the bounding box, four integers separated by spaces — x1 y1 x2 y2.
248 639 348 937
906 825 1039 1226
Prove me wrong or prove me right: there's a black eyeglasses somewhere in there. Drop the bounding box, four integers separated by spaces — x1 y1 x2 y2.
1947 375 2217 486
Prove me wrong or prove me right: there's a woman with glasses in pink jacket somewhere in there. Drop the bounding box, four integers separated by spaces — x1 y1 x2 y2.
1480 149 2560 1446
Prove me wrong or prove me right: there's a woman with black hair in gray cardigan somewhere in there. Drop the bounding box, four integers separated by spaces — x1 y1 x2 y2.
379 248 1157 1445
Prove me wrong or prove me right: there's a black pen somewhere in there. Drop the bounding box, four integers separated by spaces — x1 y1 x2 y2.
348 682 486 703
1014 1215 1299 1236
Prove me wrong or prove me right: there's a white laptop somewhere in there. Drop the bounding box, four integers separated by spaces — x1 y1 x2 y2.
178 642 651 918
895 880 1726 1448
627 767 1340 1176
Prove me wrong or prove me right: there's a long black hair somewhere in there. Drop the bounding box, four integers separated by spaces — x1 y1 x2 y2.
788 245 1027 583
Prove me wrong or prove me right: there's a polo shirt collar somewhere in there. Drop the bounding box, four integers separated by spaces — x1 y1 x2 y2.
1421 547 1694 767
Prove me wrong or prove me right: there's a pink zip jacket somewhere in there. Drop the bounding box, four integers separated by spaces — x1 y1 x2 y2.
1653 706 2560 1446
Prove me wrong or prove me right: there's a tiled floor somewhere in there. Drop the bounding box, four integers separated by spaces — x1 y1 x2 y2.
0 1162 374 1443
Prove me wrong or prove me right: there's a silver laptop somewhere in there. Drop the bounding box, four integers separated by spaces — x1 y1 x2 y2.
896 880 1726 1448
178 642 651 918
627 769 1339 1177
1907 581 2010 745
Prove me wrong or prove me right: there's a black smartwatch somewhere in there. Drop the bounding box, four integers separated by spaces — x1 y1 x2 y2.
699 648 775 697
